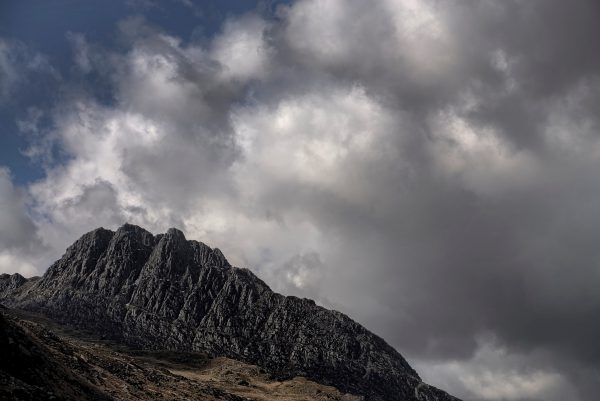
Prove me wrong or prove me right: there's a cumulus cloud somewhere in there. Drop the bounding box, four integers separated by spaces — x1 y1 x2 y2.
210 14 272 81
10 1 600 400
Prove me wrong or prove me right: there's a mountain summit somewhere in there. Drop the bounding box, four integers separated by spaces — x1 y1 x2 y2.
0 223 459 401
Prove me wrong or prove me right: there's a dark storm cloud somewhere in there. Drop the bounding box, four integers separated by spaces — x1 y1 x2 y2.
258 2 600 399
7 1 600 400
448 0 600 149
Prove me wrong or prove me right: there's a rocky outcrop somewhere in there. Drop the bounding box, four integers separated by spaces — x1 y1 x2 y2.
0 273 39 301
0 223 459 401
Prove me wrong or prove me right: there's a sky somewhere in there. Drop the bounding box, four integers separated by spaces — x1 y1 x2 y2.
1 1 599 400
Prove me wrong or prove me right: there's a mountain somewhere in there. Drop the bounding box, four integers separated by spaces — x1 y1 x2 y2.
0 306 362 401
0 223 459 401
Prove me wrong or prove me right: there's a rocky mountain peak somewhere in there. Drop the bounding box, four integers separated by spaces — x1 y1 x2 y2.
0 273 27 296
166 226 186 239
0 224 459 401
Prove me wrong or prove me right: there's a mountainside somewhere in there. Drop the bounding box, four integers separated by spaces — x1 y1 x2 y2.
0 223 459 401
0 307 362 401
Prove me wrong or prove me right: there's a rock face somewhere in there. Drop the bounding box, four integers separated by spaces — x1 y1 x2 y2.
0 224 459 401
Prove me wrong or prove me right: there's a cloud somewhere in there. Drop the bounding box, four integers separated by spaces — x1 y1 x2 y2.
0 38 59 102
281 0 456 84
210 14 272 81
66 32 93 74
414 340 581 401
0 40 20 100
10 1 600 400
0 168 46 276
0 169 36 249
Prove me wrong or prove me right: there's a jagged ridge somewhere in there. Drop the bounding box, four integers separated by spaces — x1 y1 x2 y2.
0 223 459 401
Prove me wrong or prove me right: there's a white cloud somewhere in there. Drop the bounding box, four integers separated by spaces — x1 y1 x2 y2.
0 168 48 276
427 108 539 197
211 15 272 81
281 0 457 87
231 84 403 205
0 251 39 277
0 169 34 246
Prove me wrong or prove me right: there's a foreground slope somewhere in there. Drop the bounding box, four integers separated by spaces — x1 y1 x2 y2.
0 307 360 401
0 223 459 401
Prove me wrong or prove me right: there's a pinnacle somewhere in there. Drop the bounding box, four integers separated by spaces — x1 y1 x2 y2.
117 222 143 232
166 227 186 240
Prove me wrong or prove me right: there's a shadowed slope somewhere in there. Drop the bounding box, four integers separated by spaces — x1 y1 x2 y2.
0 307 361 401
